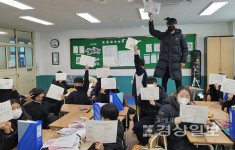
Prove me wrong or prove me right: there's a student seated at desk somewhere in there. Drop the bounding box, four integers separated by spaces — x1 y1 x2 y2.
206 83 223 101
66 65 91 105
90 78 101 101
155 86 212 150
0 121 17 150
23 88 64 129
81 104 124 150
96 87 120 103
222 93 235 113
52 71 74 94
133 77 168 145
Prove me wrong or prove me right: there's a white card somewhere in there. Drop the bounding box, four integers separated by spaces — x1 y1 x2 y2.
46 84 64 100
86 120 118 143
221 78 235 95
0 79 13 89
209 74 226 85
103 57 116 67
56 73 67 81
101 78 116 89
80 55 96 67
146 44 152 52
73 46 78 54
144 1 161 15
154 43 160 52
180 105 208 124
125 37 139 51
96 68 111 78
140 87 159 100
79 46 85 54
0 100 13 122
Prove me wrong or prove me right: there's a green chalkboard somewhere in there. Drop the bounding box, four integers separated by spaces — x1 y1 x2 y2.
70 34 196 69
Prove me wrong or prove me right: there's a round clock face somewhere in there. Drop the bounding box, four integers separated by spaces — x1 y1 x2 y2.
50 39 59 48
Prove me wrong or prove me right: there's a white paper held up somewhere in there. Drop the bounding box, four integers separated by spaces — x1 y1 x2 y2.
96 68 111 78
0 79 13 89
221 78 235 95
80 55 96 67
46 84 64 100
0 100 13 122
209 74 226 85
101 78 116 89
125 37 139 51
56 73 67 81
140 87 159 100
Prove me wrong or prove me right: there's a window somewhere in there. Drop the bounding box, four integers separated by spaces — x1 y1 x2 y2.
16 31 32 45
0 46 7 70
26 48 33 67
7 46 16 68
18 47 26 67
0 28 15 44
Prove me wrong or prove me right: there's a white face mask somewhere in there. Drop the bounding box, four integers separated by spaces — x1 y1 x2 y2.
12 108 23 119
178 97 190 105
147 84 155 88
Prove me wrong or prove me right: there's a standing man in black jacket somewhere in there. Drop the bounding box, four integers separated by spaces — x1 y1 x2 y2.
148 13 188 92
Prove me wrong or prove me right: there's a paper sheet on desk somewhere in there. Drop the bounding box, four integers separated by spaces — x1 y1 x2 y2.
86 120 118 143
51 134 78 148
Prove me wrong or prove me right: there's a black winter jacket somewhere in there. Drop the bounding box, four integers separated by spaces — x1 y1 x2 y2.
136 85 168 119
149 21 188 81
52 80 74 94
155 96 206 150
132 54 147 97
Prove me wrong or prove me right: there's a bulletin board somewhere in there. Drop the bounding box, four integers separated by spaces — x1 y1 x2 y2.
70 34 196 69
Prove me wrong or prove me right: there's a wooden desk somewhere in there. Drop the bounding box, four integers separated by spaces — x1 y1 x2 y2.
194 101 221 109
131 145 144 150
60 104 91 113
186 130 233 148
42 129 60 143
119 107 129 116
49 110 93 129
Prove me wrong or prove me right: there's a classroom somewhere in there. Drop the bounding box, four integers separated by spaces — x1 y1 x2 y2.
0 0 235 150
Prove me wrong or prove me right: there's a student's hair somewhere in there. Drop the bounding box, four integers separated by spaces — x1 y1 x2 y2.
74 77 83 83
57 71 62 73
9 99 20 105
146 77 157 84
176 86 192 101
140 59 145 67
100 104 119 120
165 17 177 25
29 88 44 100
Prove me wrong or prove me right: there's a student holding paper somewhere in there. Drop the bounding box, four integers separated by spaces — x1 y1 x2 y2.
155 86 212 150
23 88 64 129
133 77 168 145
52 71 74 94
66 65 91 105
148 13 188 92
81 104 124 150
206 83 223 101
132 45 147 107
222 93 235 113
0 121 17 150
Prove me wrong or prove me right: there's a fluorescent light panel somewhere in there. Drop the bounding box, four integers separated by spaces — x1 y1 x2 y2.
199 2 228 16
19 16 54 25
0 0 34 10
76 13 101 23
0 31 8 34
139 8 149 20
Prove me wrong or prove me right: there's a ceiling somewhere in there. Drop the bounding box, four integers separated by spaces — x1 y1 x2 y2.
0 0 234 32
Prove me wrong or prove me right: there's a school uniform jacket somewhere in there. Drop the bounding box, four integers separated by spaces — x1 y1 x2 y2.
66 70 90 105
0 89 20 103
23 100 63 129
155 96 206 150
0 129 17 150
136 85 168 119
222 96 235 114
149 21 188 81
132 54 147 97
207 85 223 101
97 88 120 103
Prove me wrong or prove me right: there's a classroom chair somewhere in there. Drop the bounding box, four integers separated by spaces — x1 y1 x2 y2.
148 132 168 150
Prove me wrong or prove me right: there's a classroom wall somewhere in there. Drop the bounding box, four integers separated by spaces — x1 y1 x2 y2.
35 22 233 95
